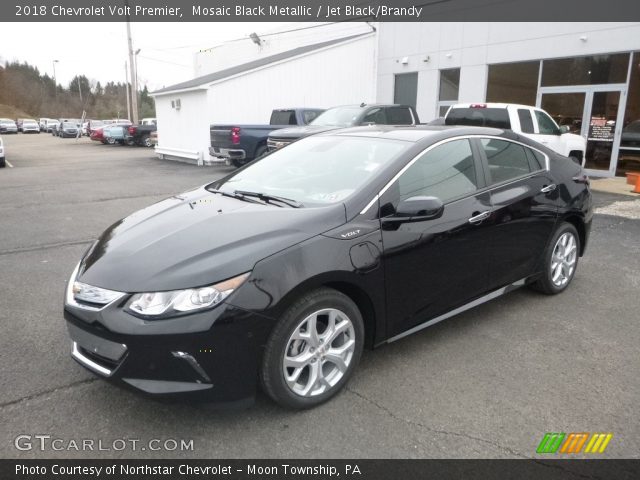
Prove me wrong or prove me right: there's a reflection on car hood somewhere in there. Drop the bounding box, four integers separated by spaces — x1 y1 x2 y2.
270 125 339 139
78 186 346 292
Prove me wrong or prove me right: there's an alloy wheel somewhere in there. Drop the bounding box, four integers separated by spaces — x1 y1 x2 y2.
282 308 356 398
550 232 577 287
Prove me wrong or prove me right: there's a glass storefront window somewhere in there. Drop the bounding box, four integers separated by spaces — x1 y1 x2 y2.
541 53 629 87
439 69 460 101
437 68 460 118
486 61 540 105
619 52 640 175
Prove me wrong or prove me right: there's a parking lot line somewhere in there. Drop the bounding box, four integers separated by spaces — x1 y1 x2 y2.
5 160 14 168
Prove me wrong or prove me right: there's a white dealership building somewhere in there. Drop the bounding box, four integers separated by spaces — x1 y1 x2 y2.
153 22 640 176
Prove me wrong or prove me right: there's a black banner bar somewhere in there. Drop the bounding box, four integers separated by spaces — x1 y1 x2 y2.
2 460 640 480
5 0 640 22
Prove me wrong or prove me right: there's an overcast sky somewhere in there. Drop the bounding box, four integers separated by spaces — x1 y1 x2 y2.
0 22 293 91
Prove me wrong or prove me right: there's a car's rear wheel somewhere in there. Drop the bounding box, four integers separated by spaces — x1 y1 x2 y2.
141 135 152 147
261 288 364 409
0 158 6 168
107 137 116 145
531 223 580 295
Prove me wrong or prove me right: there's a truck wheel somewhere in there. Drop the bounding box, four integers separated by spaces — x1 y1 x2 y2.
142 135 152 147
0 158 6 168
255 145 268 160
231 159 248 168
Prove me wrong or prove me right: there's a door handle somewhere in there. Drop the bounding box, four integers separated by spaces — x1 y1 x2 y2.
540 184 557 193
468 211 491 224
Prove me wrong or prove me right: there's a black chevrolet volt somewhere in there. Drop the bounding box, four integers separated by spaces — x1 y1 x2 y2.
64 126 592 409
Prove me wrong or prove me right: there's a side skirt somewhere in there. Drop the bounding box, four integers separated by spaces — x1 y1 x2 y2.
383 278 528 345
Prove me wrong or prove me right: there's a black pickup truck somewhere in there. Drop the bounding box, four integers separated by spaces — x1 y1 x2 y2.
125 124 157 147
267 104 420 151
209 108 324 167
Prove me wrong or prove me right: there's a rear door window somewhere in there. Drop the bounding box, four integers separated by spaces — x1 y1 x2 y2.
302 110 321 124
517 109 535 133
480 138 533 184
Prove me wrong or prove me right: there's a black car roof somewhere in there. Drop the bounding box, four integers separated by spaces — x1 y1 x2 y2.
324 125 510 142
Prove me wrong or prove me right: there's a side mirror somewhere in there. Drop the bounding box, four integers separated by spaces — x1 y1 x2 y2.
559 125 570 134
389 196 444 222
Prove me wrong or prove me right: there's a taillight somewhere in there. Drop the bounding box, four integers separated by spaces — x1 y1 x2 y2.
470 104 487 108
128 126 136 135
231 127 241 145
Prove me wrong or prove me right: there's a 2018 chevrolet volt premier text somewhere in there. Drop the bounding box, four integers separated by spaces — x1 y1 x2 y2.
64 125 592 409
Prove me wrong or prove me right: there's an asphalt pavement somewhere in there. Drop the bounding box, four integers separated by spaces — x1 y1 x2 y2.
0 133 638 459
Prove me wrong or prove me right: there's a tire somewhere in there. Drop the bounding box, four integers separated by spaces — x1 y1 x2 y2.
254 145 268 160
0 158 5 168
231 158 248 168
530 222 580 295
107 137 116 145
261 288 364 409
141 135 152 147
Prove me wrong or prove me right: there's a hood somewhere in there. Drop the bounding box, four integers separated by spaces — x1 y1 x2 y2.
78 186 346 292
269 125 339 140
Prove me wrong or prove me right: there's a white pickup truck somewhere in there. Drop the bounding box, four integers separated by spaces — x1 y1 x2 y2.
444 103 587 165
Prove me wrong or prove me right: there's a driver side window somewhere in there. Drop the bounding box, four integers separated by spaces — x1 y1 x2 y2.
381 139 478 215
362 108 386 125
535 110 560 135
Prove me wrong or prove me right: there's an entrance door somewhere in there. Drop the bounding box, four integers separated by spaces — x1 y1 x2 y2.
537 86 627 176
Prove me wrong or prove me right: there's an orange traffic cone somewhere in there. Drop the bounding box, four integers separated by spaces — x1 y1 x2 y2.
634 174 640 194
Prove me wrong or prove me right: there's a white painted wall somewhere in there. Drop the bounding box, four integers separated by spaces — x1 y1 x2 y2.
153 89 209 161
376 22 640 122
205 35 376 124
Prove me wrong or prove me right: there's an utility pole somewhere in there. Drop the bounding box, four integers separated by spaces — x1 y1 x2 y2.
52 60 59 95
125 0 139 124
125 61 131 122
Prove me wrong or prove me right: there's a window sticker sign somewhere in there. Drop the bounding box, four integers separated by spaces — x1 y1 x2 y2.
588 116 615 142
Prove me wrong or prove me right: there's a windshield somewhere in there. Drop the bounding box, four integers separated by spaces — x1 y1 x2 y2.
211 135 409 206
309 107 363 127
63 122 76 128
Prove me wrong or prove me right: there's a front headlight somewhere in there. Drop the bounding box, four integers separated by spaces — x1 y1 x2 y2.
125 272 250 318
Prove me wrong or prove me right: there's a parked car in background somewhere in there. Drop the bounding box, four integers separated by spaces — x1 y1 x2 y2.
39 118 51 131
103 124 127 145
15 119 26 132
90 126 108 144
63 125 592 408
444 103 587 165
0 136 5 168
22 119 40 134
46 119 60 133
126 123 157 147
58 122 80 138
210 108 325 167
267 104 420 152
621 119 640 148
83 120 103 136
0 119 18 134
140 117 157 126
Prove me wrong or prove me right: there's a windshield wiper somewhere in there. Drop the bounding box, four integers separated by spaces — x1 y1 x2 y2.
233 190 303 208
206 188 263 204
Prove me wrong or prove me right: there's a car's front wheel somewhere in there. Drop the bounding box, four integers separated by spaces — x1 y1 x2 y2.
531 222 580 295
261 288 364 409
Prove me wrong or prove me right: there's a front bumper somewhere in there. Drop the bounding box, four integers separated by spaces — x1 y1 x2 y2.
64 300 273 403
